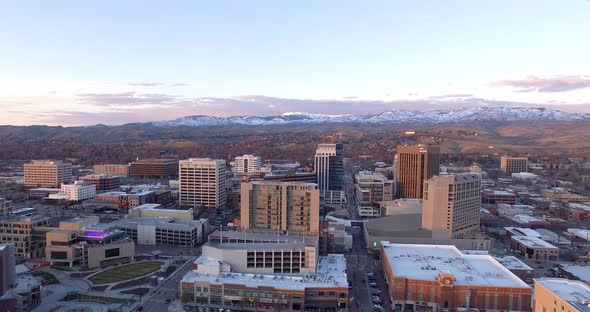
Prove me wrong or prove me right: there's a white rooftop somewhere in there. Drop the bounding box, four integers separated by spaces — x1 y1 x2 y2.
494 256 533 271
511 235 558 249
537 278 590 312
505 227 542 238
181 254 347 290
509 214 544 224
381 243 529 288
567 229 590 241
560 265 590 283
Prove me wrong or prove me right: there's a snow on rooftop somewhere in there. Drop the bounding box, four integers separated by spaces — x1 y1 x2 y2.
537 278 590 311
505 227 542 238
494 256 533 271
181 254 347 290
567 229 590 241
560 265 590 283
381 243 529 288
508 214 544 224
511 235 558 249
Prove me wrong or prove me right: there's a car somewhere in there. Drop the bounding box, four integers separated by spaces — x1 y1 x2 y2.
369 282 377 287
165 298 172 304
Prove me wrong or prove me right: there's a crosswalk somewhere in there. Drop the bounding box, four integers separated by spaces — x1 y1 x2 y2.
148 298 172 304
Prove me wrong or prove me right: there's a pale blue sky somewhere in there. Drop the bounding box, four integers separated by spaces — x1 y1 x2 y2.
1 0 589 125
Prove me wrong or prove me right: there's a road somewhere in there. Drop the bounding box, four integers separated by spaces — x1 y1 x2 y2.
139 254 199 312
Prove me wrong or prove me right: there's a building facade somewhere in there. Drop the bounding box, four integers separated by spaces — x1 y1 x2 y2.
314 143 343 193
533 278 590 312
355 171 394 218
501 157 528 175
24 160 72 188
240 181 321 234
234 155 262 175
92 164 130 177
0 198 12 218
58 181 97 201
45 216 134 268
0 244 16 296
179 158 227 212
422 174 482 239
395 145 440 199
381 242 532 312
80 174 121 191
130 159 179 179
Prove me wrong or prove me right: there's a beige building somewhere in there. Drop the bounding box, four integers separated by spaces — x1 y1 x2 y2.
92 164 130 177
423 174 482 239
533 278 590 312
510 235 559 262
355 171 394 217
501 156 528 175
24 160 72 188
395 145 440 199
241 181 320 234
128 203 194 221
0 214 51 259
179 158 227 212
45 216 134 268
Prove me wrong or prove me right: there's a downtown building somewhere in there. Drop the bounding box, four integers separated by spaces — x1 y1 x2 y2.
130 159 179 179
533 278 590 312
92 164 130 177
179 158 227 213
233 155 262 176
0 200 51 259
49 180 96 201
354 170 394 218
80 174 121 191
381 242 532 312
180 230 349 311
240 181 321 234
314 143 346 216
500 156 528 176
395 145 440 199
24 160 72 188
422 174 482 239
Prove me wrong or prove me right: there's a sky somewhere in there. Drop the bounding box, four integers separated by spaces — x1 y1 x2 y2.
1 0 590 126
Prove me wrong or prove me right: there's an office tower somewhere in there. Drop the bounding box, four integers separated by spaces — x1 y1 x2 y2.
241 181 320 234
0 243 16 296
501 156 528 175
233 155 262 174
0 198 12 218
314 143 343 192
24 160 72 188
92 164 130 177
129 159 179 179
179 158 227 212
355 171 395 217
80 174 121 191
394 145 440 198
422 174 482 239
0 214 51 259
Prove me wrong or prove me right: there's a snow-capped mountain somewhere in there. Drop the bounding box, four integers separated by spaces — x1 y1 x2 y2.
148 107 590 127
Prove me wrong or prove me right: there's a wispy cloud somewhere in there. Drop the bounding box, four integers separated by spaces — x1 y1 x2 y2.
128 82 189 87
77 92 180 107
489 75 590 92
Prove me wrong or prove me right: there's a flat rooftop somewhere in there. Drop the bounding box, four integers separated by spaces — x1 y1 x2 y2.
536 278 590 312
560 265 590 283
181 254 347 290
494 256 533 271
114 217 201 231
511 235 558 249
505 227 542 238
209 230 318 245
508 214 544 224
381 243 530 288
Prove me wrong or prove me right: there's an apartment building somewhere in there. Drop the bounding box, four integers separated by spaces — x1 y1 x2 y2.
381 242 532 312
92 164 130 177
24 160 72 188
45 216 134 268
80 174 121 191
501 157 529 175
533 278 590 312
240 181 321 234
395 145 440 199
180 230 348 311
50 180 96 201
179 158 227 212
422 174 482 239
233 155 262 175
130 159 179 179
355 170 394 217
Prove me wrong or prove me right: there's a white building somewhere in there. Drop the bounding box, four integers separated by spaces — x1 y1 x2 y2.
355 170 394 217
422 174 482 239
233 155 262 174
314 143 343 193
50 181 96 201
179 158 226 212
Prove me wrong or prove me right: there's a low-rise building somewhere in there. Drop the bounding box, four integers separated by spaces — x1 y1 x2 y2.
482 190 517 204
381 242 532 312
510 235 559 262
80 174 121 191
380 199 422 217
180 230 348 311
355 170 394 217
93 164 130 177
50 180 96 201
27 187 61 199
45 216 134 268
0 214 51 259
534 278 590 312
494 256 533 282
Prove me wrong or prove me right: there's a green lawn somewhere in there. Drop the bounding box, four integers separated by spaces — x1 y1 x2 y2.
88 261 163 284
61 294 128 304
32 271 60 285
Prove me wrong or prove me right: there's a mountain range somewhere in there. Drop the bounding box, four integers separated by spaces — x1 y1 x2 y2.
148 107 589 127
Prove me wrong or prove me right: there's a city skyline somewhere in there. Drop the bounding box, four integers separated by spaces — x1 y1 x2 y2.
1 0 590 125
